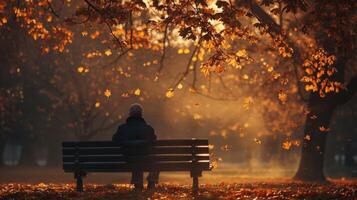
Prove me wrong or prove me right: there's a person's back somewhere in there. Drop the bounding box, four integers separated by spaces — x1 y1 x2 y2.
112 115 156 142
112 103 158 190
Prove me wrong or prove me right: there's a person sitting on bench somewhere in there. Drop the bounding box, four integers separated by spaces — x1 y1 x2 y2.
112 103 159 190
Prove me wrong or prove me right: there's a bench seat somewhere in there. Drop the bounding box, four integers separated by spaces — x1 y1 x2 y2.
62 139 211 192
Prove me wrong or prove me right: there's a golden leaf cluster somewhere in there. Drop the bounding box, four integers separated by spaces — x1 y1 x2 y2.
301 49 342 97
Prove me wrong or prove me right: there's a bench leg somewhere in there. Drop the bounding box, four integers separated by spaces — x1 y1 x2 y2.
76 176 83 192
192 176 198 194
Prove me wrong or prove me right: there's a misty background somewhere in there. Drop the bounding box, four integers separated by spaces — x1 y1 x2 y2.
0 13 356 184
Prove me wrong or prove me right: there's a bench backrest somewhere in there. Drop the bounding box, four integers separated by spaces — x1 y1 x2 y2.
62 139 210 173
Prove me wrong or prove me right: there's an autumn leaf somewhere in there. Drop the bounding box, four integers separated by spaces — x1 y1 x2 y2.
121 92 129 98
310 115 318 119
282 140 301 150
282 141 292 150
242 96 253 110
77 66 84 73
104 49 112 56
220 144 231 151
0 182 356 199
215 65 224 73
94 102 100 108
236 49 247 57
193 113 202 120
165 89 174 98
319 126 330 132
90 31 100 39
254 138 262 144
77 66 89 73
200 65 211 77
1 17 7 24
104 89 111 98
134 88 141 96
278 90 288 104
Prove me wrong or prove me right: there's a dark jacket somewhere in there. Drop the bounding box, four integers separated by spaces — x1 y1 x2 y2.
112 116 156 142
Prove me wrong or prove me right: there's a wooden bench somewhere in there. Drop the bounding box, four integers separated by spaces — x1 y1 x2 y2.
62 139 211 192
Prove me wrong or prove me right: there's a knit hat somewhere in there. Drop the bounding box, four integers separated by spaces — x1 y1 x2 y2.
129 103 143 117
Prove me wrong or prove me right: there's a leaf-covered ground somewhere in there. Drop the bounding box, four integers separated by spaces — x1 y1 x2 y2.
0 181 356 200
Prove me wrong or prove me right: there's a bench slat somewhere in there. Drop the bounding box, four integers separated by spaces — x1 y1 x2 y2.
63 161 210 172
63 155 210 163
62 139 208 148
62 146 209 155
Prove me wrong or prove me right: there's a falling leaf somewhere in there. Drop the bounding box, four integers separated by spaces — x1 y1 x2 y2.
193 113 202 120
242 97 253 110
282 141 292 150
77 66 84 73
154 75 159 82
1 17 8 24
134 88 141 96
310 115 318 119
220 145 231 151
278 90 288 104
272 72 281 79
293 140 301 147
304 134 311 141
104 49 112 56
319 126 330 132
189 87 196 93
94 102 101 108
166 89 174 98
177 83 183 89
254 138 262 144
121 92 129 98
104 89 111 98
90 31 100 39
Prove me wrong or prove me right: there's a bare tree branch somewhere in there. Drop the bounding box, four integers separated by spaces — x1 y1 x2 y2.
170 42 201 90
247 0 308 102
47 0 60 18
100 48 131 68
157 22 170 75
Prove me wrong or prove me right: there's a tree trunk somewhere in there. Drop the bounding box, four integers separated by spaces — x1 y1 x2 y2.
293 94 335 182
294 72 357 182
245 0 357 182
